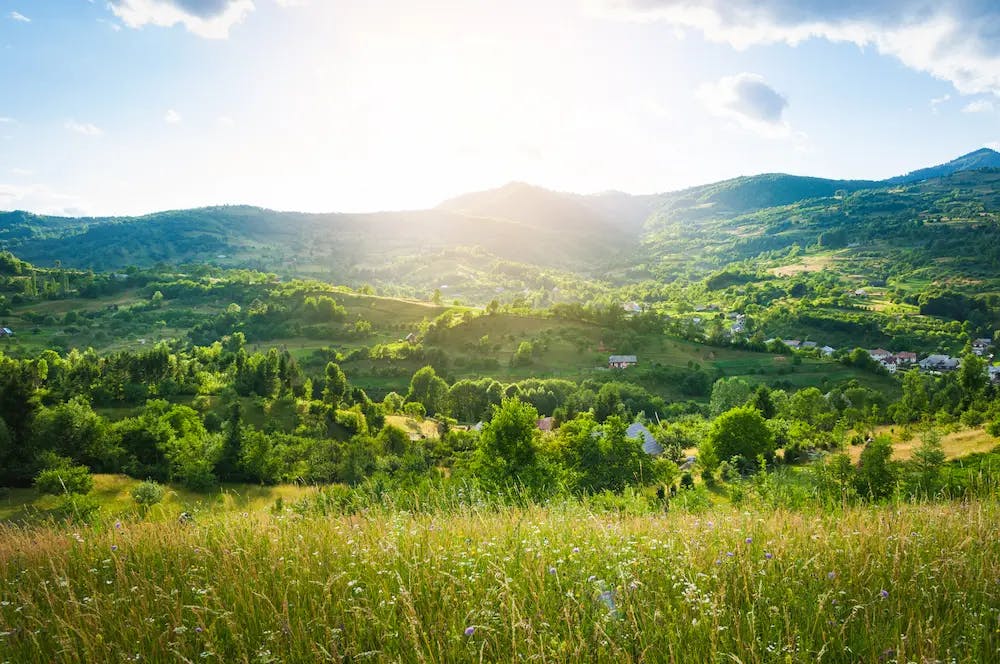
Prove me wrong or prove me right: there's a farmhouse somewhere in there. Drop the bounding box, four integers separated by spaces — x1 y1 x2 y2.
783 339 801 349
919 354 960 371
973 338 993 356
820 345 836 356
989 366 1000 384
609 355 638 369
622 301 642 314
626 422 662 456
895 351 917 365
868 349 893 361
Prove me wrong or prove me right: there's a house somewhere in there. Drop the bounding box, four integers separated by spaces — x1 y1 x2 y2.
801 341 818 349
783 339 801 349
626 422 662 456
679 456 696 471
536 417 555 433
622 302 642 314
973 338 993 356
0 327 12 337
609 355 638 369
879 357 898 374
820 345 836 356
989 366 1000 384
868 349 893 361
919 354 960 371
895 351 917 364
404 332 417 343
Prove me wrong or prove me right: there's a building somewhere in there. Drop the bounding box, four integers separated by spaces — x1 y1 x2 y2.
919 354 960 371
625 422 663 456
0 327 12 337
783 339 801 349
973 338 993 356
879 357 898 374
820 345 836 356
536 417 555 433
868 349 893 361
622 302 643 314
801 341 818 349
609 355 638 369
895 351 917 364
989 366 1000 384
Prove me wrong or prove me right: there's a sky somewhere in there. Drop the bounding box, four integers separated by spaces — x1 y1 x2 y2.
0 0 998 216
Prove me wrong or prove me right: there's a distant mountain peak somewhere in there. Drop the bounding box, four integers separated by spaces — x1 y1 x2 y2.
887 147 1000 185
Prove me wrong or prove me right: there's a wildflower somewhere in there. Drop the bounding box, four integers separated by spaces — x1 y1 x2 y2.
548 567 557 575
726 552 734 558
764 552 772 560
745 537 753 544
195 627 203 633
464 626 475 637
572 547 580 554
880 589 889 599
827 571 836 580
111 545 118 552
114 521 122 530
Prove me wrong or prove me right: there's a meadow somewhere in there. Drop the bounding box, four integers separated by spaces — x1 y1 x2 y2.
1 498 998 663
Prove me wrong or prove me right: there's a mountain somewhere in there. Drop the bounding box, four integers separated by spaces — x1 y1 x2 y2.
438 181 661 235
3 149 1000 302
885 147 1000 185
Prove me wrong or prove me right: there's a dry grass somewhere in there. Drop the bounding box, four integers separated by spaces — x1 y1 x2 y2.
2 500 999 662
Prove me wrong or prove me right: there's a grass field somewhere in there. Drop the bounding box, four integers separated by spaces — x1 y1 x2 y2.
1 500 998 662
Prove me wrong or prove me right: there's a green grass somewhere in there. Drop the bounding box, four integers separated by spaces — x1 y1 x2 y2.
1 499 999 662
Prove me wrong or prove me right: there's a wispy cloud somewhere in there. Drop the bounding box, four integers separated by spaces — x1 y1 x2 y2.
64 120 103 136
108 0 254 39
0 117 14 124
8 11 30 23
9 168 33 176
595 0 1000 96
962 99 995 113
0 182 90 216
697 72 792 138
929 93 950 114
164 108 182 124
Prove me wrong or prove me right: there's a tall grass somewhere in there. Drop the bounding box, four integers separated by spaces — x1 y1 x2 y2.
2 500 999 662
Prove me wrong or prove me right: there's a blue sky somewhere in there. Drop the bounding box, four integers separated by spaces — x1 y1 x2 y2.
0 0 998 215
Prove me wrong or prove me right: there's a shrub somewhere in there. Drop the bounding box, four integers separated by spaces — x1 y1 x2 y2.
34 465 94 496
131 480 165 509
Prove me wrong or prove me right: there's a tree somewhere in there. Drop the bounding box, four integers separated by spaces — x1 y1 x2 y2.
896 369 930 424
855 435 897 500
512 341 534 367
377 424 410 456
709 377 751 417
322 362 348 406
706 406 774 467
957 352 987 407
749 384 776 419
908 428 945 496
406 366 449 416
477 397 541 486
214 400 245 481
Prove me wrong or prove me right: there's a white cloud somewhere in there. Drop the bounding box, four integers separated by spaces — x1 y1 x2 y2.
594 1 1000 96
0 183 90 216
697 72 792 138
962 99 995 113
9 11 30 23
64 120 103 136
986 141 1000 151
109 0 254 39
97 18 123 32
0 117 14 124
216 115 235 127
9 168 33 176
274 0 307 6
930 93 950 114
164 108 182 124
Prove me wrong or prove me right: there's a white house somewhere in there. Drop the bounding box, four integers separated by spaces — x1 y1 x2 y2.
868 348 893 361
0 327 12 337
622 302 643 314
609 355 638 369
820 345 836 356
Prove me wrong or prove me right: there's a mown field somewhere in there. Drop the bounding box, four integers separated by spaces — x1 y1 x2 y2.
1 500 998 663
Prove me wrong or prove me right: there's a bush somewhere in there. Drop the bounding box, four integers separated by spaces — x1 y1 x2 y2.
131 480 165 508
34 465 94 496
